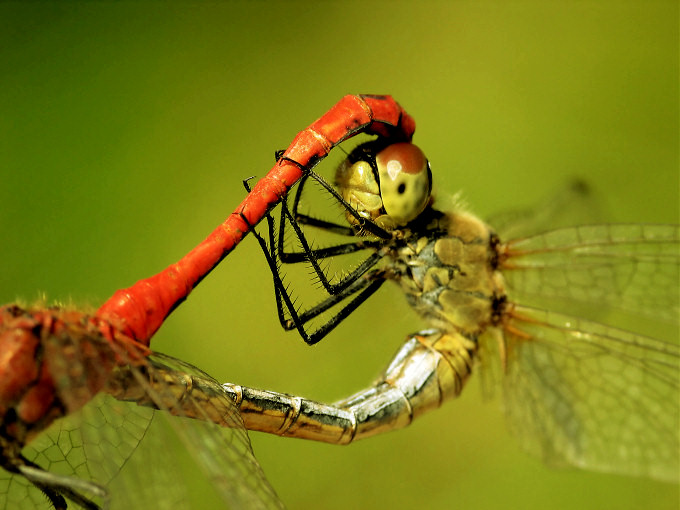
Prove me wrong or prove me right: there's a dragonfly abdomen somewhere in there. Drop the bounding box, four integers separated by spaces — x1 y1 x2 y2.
219 330 477 444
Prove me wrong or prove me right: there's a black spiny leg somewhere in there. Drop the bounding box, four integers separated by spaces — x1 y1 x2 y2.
250 206 386 345
242 176 387 345
1 433 105 510
19 461 105 510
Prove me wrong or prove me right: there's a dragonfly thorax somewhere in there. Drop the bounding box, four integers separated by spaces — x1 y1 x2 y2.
393 210 506 337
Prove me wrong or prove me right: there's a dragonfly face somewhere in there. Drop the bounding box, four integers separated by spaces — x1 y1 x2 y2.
335 142 432 231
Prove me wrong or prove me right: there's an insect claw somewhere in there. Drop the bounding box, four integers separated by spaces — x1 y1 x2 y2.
242 176 257 192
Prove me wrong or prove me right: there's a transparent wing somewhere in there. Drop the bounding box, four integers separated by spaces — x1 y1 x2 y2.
5 397 189 510
501 224 680 326
1 327 283 510
487 180 603 240
126 352 285 510
0 327 160 510
496 305 679 482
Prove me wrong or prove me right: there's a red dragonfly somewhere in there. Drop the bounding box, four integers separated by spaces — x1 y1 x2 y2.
0 95 414 509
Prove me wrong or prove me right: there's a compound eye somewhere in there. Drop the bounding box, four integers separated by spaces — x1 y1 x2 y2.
376 143 432 225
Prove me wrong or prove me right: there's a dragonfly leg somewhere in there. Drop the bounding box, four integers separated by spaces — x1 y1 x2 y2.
222 329 477 443
0 434 105 510
243 173 381 276
17 463 107 510
251 209 387 344
277 173 387 295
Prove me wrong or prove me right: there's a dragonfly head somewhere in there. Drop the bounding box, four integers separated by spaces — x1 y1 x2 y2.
335 142 432 231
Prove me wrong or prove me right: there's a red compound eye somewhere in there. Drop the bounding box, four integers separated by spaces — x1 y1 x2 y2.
376 143 428 177
375 143 431 225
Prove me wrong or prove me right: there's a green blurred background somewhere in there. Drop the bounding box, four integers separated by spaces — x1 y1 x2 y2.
1 2 678 509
